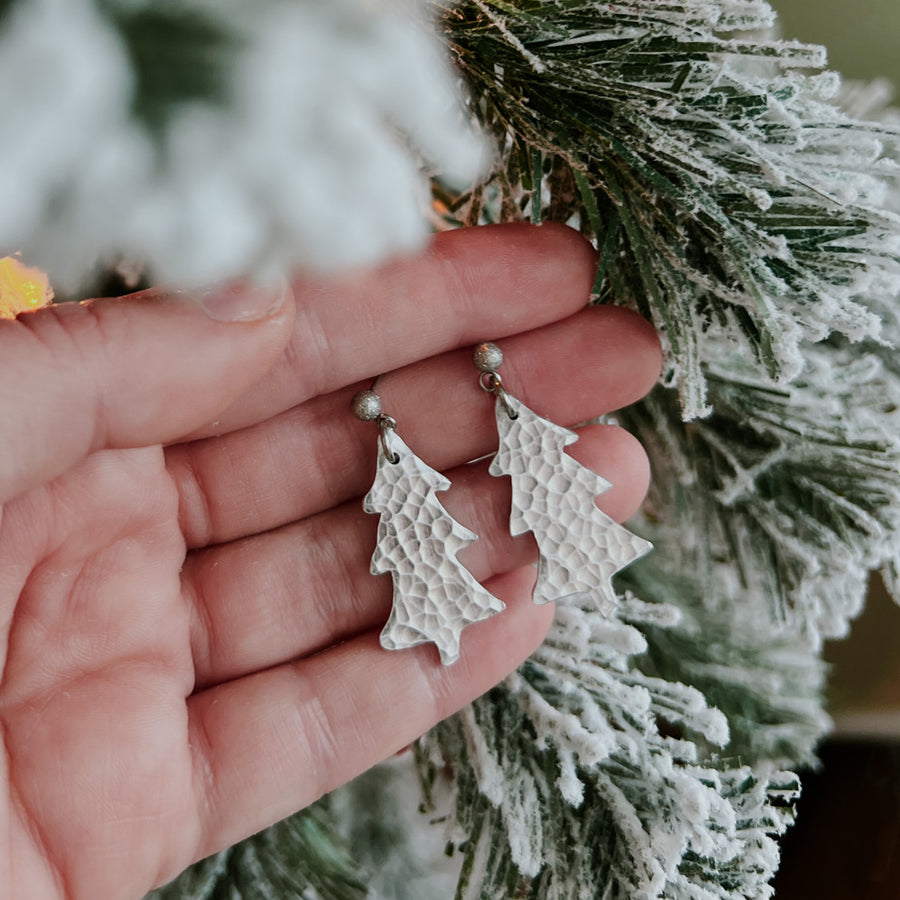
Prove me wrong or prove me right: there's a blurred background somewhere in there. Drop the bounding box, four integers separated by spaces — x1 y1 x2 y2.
776 0 900 87
771 2 900 897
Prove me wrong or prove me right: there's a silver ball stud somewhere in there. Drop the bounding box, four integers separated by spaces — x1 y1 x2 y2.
351 389 383 421
472 342 503 373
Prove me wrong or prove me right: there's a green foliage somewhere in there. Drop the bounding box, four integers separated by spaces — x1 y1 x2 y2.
438 0 899 419
618 548 830 768
99 2 241 133
618 344 900 644
418 599 799 899
148 804 367 900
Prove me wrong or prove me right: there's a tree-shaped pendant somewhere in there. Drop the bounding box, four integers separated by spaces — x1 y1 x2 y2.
364 428 505 666
490 393 652 615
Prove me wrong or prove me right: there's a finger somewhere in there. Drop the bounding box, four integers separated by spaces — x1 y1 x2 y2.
169 305 661 549
186 222 598 438
185 567 553 862
184 424 647 688
0 282 295 504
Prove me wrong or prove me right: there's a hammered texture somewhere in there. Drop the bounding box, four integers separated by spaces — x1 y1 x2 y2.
364 429 505 666
490 393 653 615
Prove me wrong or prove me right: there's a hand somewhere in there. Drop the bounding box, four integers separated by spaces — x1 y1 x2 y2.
0 223 661 899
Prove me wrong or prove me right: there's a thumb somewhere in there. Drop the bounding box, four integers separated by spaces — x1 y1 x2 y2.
0 281 295 504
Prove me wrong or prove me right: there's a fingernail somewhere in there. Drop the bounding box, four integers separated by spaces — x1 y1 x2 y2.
192 279 290 322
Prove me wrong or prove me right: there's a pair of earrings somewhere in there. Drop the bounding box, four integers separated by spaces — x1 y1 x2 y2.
351 342 652 666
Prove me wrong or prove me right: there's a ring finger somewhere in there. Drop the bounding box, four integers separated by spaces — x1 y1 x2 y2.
168 305 661 550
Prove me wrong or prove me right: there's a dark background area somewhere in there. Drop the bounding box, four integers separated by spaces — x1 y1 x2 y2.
773 581 900 898
775 739 900 899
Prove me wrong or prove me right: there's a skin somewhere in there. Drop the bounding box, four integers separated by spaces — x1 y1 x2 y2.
0 223 661 899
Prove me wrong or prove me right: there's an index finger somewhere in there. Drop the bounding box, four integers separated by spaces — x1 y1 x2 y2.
191 223 597 438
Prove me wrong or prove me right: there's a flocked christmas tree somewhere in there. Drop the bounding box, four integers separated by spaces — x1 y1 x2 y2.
2 0 899 897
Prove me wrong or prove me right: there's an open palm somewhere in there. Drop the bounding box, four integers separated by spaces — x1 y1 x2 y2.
0 224 660 900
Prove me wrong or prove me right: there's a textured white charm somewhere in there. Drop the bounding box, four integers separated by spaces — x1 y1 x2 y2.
364 428 505 666
490 394 652 614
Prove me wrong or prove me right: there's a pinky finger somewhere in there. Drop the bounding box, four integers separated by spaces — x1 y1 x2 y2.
183 566 552 865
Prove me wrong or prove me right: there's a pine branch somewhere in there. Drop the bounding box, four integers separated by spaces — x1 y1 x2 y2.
618 552 830 768
147 803 367 900
439 0 900 418
618 344 900 645
418 598 799 899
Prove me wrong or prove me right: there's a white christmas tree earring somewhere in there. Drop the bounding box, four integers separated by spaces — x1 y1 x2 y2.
351 388 506 666
472 343 653 615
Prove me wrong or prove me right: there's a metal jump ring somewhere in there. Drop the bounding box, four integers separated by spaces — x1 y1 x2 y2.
479 372 518 420
377 415 401 464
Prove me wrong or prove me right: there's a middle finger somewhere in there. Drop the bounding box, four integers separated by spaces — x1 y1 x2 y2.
167 306 661 550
